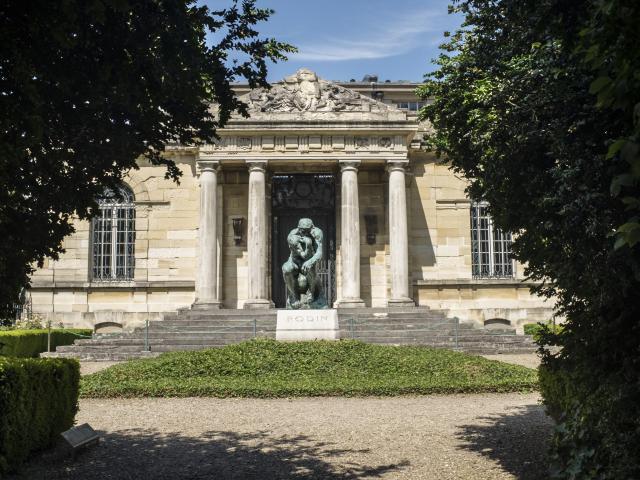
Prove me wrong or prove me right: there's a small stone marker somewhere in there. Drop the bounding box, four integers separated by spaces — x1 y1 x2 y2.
61 423 99 455
276 309 339 341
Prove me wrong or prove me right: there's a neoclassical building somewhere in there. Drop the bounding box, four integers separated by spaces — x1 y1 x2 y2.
29 70 554 332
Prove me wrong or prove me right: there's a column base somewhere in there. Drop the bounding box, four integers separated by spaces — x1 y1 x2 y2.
334 298 366 308
387 297 415 308
191 301 222 310
243 299 275 309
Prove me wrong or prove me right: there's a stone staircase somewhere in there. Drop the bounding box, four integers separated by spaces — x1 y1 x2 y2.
339 308 537 354
42 307 537 361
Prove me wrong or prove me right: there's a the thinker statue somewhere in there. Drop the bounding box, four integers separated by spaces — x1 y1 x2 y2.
282 218 327 309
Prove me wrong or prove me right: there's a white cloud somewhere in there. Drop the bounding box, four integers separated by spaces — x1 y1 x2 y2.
292 9 446 61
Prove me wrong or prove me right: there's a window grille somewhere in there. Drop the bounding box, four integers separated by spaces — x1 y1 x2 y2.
470 202 514 278
91 185 135 281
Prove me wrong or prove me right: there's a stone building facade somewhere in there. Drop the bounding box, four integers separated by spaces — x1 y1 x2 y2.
29 70 555 332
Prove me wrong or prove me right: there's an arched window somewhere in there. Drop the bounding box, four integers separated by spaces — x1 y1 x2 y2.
91 184 136 281
470 202 514 278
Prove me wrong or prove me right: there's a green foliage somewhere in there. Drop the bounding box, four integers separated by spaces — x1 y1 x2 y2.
0 329 93 358
523 323 564 341
539 358 640 480
576 0 640 250
0 356 79 474
81 339 538 398
419 1 640 477
0 0 294 313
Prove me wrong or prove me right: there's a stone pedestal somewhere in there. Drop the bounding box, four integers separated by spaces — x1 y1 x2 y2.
276 309 339 341
194 159 222 308
244 160 274 309
387 160 414 307
336 160 365 308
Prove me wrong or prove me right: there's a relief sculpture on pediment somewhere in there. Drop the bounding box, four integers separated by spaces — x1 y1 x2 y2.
246 68 391 114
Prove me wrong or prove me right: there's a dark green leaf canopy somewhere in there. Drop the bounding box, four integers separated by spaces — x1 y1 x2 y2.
0 0 294 314
419 0 640 477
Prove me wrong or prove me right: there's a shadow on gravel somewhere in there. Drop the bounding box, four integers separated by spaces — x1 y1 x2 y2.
10 429 409 480
455 404 553 480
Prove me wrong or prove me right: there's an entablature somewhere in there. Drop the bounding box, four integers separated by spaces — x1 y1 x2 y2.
194 132 414 162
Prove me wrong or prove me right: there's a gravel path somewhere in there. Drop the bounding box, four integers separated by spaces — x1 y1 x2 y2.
481 354 541 369
12 393 552 480
79 361 121 376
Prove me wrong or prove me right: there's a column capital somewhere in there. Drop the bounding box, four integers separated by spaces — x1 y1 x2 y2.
339 159 361 172
196 159 220 174
246 160 268 173
386 159 409 173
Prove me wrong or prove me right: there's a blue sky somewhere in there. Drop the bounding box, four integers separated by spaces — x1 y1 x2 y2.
205 0 463 83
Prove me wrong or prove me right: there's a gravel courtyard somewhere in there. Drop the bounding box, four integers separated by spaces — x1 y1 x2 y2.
13 393 553 480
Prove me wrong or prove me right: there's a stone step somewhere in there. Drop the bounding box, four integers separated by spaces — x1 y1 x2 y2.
349 339 536 352
55 344 146 353
139 332 272 340
142 322 276 330
338 307 435 314
340 318 455 325
42 351 161 361
346 335 533 344
90 336 146 343
166 310 277 318
347 333 533 341
338 325 510 333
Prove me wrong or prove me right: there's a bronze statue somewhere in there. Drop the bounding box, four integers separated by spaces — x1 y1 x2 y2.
282 218 327 309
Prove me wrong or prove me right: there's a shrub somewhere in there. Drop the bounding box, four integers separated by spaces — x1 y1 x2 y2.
523 323 564 341
0 356 79 474
0 329 92 358
539 349 640 479
81 338 538 398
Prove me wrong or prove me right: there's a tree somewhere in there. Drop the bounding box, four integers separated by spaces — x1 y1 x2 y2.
0 0 294 316
419 0 640 477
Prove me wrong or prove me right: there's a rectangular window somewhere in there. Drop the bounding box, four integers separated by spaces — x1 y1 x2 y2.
470 202 514 278
395 101 425 111
92 186 135 281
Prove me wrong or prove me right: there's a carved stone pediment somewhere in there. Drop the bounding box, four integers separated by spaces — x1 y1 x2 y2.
237 69 406 121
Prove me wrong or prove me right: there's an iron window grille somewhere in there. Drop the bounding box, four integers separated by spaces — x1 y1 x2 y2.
91 185 136 282
470 202 514 278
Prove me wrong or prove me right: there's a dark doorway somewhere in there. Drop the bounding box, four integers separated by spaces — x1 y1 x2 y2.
272 174 336 308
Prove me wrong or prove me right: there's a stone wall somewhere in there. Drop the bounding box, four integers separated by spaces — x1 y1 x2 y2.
30 152 200 329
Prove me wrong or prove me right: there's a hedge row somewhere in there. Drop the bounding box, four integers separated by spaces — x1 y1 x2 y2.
0 356 79 474
0 329 93 358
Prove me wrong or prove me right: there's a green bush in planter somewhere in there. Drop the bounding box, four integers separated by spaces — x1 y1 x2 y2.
0 356 79 474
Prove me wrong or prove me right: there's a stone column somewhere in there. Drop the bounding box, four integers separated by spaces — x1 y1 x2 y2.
194 160 222 308
387 160 414 307
336 160 365 308
244 160 273 309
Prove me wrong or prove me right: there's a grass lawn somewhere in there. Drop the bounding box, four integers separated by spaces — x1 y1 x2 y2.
80 339 538 398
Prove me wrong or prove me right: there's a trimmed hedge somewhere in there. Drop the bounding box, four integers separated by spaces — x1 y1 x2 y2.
0 329 92 358
0 356 79 474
